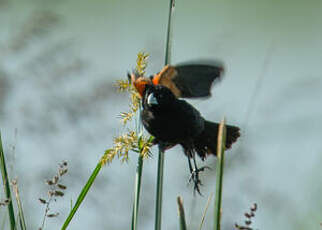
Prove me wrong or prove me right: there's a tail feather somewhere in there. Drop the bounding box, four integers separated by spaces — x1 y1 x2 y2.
194 120 240 159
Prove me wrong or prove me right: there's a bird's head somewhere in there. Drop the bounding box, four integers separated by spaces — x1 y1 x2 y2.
143 84 176 109
128 72 152 97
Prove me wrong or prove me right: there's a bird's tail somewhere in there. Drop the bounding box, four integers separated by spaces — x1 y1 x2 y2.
193 120 240 160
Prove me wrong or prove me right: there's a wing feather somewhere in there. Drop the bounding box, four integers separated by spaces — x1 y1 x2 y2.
153 62 224 98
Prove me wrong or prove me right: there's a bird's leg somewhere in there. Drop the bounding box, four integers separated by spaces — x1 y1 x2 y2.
186 152 202 195
191 152 203 195
188 152 211 195
192 154 211 174
187 154 197 185
187 156 193 174
183 144 206 195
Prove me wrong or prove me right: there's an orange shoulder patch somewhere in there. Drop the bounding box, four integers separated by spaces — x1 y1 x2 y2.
153 65 181 97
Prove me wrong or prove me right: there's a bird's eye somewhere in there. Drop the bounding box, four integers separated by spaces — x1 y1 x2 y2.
147 93 158 106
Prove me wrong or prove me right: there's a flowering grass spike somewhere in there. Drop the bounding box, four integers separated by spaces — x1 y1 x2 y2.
101 52 153 166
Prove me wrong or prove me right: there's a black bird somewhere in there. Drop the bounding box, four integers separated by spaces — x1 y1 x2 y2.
130 63 240 194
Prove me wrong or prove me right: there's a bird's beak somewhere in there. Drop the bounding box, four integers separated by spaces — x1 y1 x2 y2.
147 93 158 106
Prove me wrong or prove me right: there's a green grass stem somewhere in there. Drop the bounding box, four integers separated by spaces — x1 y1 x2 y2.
154 147 165 230
0 131 17 230
131 154 144 230
61 163 102 230
155 1 175 230
214 119 227 230
164 0 175 66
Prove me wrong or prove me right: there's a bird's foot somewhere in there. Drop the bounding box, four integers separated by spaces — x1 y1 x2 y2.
188 166 211 195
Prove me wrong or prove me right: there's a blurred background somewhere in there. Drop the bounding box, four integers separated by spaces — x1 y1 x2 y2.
1 0 322 229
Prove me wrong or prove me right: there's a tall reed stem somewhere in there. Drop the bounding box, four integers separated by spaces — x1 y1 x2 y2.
154 1 175 230
214 119 227 230
131 153 144 230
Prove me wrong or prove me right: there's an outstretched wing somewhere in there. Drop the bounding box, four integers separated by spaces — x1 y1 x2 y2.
152 61 224 98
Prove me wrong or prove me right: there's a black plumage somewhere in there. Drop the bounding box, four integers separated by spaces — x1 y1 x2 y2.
141 84 240 193
173 64 223 98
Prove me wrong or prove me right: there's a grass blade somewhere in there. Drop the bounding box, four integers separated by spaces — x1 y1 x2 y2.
177 196 187 230
155 1 175 230
0 131 17 230
131 154 144 230
199 193 213 230
61 163 102 230
12 180 27 230
214 119 226 230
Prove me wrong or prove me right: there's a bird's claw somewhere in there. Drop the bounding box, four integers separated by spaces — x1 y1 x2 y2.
188 166 211 195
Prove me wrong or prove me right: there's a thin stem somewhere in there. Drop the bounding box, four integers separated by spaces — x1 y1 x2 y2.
154 147 165 230
154 1 175 230
199 193 213 230
131 98 145 230
41 194 53 229
0 131 16 230
164 0 175 65
131 154 144 230
214 119 227 230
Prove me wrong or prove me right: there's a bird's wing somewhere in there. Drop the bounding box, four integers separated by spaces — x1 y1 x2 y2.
152 62 224 98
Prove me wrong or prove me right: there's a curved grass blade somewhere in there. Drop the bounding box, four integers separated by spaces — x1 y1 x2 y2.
61 163 102 230
199 193 213 230
0 131 17 230
12 180 27 230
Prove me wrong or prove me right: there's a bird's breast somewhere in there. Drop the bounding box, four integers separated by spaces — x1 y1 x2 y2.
141 106 204 143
